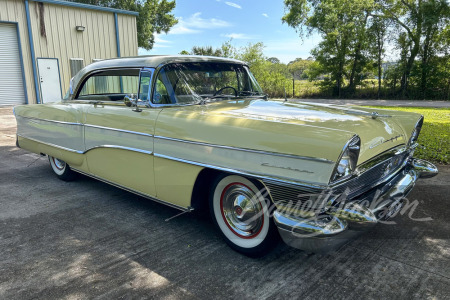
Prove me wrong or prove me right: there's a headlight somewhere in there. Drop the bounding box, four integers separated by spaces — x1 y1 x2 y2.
409 116 423 146
331 135 360 183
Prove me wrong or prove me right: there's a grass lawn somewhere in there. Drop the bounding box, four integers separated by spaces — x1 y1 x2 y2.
369 106 449 164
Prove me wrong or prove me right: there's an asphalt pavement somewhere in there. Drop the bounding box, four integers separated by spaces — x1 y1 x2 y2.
1 107 449 299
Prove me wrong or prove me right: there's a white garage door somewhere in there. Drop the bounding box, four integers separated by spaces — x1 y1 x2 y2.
0 23 26 106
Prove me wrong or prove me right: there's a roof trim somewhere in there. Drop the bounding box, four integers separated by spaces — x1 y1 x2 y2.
30 0 139 16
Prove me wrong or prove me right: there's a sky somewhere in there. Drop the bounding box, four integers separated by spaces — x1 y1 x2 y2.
138 0 322 63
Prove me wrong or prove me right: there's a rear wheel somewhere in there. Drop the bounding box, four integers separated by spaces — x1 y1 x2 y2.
48 156 77 181
209 174 279 257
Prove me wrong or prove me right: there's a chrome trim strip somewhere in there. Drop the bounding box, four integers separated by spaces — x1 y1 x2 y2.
17 117 330 163
328 134 360 185
85 145 152 155
356 144 411 175
18 116 154 137
71 168 190 212
154 153 327 189
84 124 154 137
18 131 326 190
17 134 84 154
18 135 153 155
408 115 424 146
17 115 82 126
154 136 334 164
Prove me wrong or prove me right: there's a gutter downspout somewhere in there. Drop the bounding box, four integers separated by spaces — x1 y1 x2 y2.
114 12 123 92
25 0 41 104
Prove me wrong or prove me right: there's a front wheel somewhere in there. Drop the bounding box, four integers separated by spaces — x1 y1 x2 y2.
48 156 77 181
209 174 279 257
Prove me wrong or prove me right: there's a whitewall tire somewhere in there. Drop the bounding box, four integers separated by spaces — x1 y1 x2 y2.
209 174 279 257
48 156 77 181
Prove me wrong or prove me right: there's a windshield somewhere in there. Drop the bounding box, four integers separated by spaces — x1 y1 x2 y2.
152 62 264 105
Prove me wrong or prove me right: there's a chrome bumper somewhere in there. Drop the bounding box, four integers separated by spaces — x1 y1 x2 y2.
274 158 438 253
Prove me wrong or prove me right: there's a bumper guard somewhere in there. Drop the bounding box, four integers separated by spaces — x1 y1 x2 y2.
273 158 438 253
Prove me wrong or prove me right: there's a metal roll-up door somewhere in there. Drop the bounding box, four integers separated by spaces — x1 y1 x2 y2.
0 23 26 106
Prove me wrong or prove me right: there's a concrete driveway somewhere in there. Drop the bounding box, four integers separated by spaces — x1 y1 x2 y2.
1 107 449 299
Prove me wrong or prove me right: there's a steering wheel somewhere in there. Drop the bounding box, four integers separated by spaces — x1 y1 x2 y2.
213 86 238 97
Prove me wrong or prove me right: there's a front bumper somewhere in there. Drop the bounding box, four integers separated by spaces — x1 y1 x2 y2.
273 158 438 253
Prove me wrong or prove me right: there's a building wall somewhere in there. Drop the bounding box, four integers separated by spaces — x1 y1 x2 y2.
0 0 138 104
118 14 138 58
0 0 35 103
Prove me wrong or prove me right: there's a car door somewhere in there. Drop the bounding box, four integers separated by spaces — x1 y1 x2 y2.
75 68 161 197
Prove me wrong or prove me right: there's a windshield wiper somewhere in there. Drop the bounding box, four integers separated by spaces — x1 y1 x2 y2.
198 95 236 104
238 91 263 96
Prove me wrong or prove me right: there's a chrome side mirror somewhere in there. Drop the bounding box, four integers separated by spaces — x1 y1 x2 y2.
124 94 142 112
124 94 136 107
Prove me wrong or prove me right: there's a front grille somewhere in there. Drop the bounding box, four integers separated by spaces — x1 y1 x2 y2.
263 150 410 214
263 180 325 214
332 151 409 198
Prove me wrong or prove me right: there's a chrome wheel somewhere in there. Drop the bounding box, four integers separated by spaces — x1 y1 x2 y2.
48 156 76 181
220 183 264 238
49 156 67 175
211 175 273 251
52 157 66 171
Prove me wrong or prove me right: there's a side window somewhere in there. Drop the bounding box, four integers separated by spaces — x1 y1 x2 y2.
76 69 140 101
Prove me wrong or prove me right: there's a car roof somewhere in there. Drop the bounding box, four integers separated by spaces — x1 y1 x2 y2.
72 55 247 91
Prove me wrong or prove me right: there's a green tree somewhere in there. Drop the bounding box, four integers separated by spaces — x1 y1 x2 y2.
287 58 313 96
69 0 178 50
368 17 388 98
180 46 224 57
283 0 375 97
267 57 281 64
288 58 313 80
373 0 449 95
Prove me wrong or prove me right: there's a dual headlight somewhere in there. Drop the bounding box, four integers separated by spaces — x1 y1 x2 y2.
331 135 361 183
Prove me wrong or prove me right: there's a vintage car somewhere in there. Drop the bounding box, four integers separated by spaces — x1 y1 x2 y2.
14 55 438 257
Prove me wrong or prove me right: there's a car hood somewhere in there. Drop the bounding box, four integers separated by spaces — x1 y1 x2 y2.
204 100 412 163
155 99 417 167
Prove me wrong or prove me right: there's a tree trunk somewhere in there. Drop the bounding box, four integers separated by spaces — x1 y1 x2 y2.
401 3 423 96
378 53 382 99
292 77 295 97
348 13 369 92
337 60 343 98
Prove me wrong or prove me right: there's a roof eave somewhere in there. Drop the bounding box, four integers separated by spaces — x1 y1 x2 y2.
30 0 139 16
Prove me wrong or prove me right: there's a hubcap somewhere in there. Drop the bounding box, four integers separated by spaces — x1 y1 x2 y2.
220 183 264 238
53 157 66 170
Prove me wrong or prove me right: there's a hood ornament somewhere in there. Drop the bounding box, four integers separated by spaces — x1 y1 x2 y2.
337 108 392 119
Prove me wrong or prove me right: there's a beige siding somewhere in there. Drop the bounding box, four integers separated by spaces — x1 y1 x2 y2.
0 0 137 104
30 2 121 98
0 0 36 104
118 14 138 57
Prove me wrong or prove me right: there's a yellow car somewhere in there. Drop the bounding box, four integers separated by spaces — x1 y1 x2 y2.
14 56 438 257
